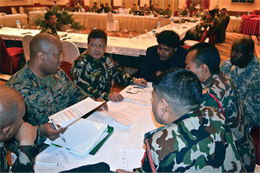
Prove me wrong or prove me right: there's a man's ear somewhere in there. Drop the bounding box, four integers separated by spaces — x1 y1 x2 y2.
201 64 209 76
160 99 169 118
2 126 11 139
38 52 45 62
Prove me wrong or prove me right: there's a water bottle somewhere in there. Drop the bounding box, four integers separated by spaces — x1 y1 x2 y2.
193 12 195 18
171 16 174 26
248 11 250 16
179 15 182 25
16 19 21 29
188 12 190 17
157 21 161 32
102 9 105 13
152 27 156 38
93 26 96 29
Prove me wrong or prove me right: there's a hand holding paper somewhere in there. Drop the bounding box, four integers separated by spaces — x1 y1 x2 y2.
40 122 67 141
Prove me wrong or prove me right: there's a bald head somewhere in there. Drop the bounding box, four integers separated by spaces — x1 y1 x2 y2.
231 37 254 68
30 33 61 61
0 87 25 130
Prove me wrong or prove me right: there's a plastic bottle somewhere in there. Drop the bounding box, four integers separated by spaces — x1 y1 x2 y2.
171 16 174 26
187 12 190 18
93 26 96 29
16 19 21 29
152 27 156 38
157 21 161 32
248 11 250 16
102 9 105 13
192 12 195 18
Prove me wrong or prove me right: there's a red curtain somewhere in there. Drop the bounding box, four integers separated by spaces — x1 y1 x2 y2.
202 0 210 9
69 0 84 7
186 0 192 8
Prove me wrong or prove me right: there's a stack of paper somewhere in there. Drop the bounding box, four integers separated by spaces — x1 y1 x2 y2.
123 86 153 105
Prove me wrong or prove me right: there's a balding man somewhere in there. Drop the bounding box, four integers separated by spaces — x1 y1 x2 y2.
178 5 190 16
221 37 260 128
0 86 37 172
5 33 90 149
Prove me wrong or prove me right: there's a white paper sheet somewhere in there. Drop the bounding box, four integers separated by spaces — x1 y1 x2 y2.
35 148 80 173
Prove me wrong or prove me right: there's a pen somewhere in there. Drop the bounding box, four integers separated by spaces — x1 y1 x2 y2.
35 162 58 166
51 119 66 143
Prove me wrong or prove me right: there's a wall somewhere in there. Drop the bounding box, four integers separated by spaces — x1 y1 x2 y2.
0 0 68 7
140 0 149 6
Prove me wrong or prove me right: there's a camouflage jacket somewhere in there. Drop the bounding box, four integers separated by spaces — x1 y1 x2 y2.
196 10 206 18
161 9 172 17
90 6 99 13
141 8 151 15
129 9 137 15
64 6 73 12
40 24 59 39
141 107 245 172
51 5 60 11
221 55 260 127
71 52 136 101
201 71 255 172
178 9 190 16
5 63 88 144
0 142 36 172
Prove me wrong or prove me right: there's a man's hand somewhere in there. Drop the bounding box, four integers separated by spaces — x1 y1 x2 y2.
109 92 124 102
155 71 162 77
134 78 147 87
96 98 108 111
40 123 66 141
116 169 135 173
15 121 37 146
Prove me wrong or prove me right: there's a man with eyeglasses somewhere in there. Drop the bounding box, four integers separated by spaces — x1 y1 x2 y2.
40 11 59 39
141 30 188 82
71 29 147 102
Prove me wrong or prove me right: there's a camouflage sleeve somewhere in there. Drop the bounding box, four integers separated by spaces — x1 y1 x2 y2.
71 62 110 101
220 60 231 74
112 64 136 87
210 18 220 35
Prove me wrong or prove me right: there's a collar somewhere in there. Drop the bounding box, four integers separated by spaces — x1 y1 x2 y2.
202 71 220 89
45 23 56 30
232 55 257 75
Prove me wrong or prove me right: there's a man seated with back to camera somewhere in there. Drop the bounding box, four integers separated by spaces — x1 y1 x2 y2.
71 29 147 102
140 30 187 82
117 68 245 172
185 42 255 172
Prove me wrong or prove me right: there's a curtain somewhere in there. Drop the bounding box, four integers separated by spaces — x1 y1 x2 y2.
164 0 177 12
122 0 138 8
152 0 164 9
201 0 210 9
186 0 192 9
100 0 111 6
89 0 96 7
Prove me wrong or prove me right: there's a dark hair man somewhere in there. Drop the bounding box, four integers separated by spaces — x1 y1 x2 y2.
221 37 260 128
141 4 150 16
104 3 111 13
161 4 172 17
118 3 127 14
71 29 147 102
185 42 255 172
196 4 206 18
64 3 72 12
218 8 230 43
90 2 99 13
152 4 162 17
117 68 245 172
51 1 60 11
129 4 137 15
40 11 59 39
141 30 187 82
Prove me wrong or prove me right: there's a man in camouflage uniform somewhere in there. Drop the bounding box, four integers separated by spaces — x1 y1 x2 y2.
71 29 147 102
64 3 73 12
141 4 150 16
5 34 97 148
180 10 220 45
161 4 172 18
196 5 206 18
129 4 137 15
117 68 245 173
0 87 37 172
152 4 162 17
90 2 99 13
51 1 60 11
218 8 230 43
40 11 59 39
178 4 190 16
221 37 260 128
185 43 255 172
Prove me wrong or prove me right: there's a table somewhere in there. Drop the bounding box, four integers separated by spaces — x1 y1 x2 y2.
226 16 242 33
35 83 162 172
241 14 260 35
0 14 28 28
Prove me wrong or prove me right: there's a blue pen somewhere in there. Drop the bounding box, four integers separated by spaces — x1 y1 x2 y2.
51 119 66 143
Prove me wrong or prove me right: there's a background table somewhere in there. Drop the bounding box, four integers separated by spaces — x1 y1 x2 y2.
241 14 260 35
0 14 28 28
226 16 242 33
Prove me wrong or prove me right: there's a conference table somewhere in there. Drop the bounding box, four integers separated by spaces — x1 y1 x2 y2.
0 14 28 28
226 16 242 33
34 83 162 172
241 14 260 35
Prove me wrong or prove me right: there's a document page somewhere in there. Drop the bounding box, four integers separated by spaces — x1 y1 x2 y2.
123 86 153 105
49 98 104 125
35 148 80 173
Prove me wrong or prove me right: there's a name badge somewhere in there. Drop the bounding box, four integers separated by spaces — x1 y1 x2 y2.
107 63 114 69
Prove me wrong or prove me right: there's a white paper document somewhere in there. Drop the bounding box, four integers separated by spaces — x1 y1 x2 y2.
103 102 150 126
35 148 80 173
49 97 104 125
123 86 153 105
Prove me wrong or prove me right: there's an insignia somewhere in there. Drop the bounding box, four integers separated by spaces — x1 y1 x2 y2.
107 62 114 69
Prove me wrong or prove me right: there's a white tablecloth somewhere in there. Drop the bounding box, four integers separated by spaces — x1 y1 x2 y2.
0 14 28 28
0 21 198 57
226 16 242 33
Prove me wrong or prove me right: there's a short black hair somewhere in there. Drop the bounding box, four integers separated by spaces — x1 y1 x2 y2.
45 11 55 20
157 30 179 49
189 43 220 74
88 29 107 45
144 4 147 7
94 2 97 4
53 1 56 3
66 3 69 5
209 10 215 18
155 4 158 6
221 8 227 11
100 3 104 8
153 68 202 111
122 3 125 5
167 4 171 7
132 4 136 6
105 3 108 5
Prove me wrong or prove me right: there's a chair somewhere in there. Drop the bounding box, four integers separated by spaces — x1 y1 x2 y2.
174 10 178 16
61 40 80 64
250 126 260 165
253 10 260 15
107 12 119 32
0 36 24 74
11 7 17 14
19 7 25 14
60 61 73 81
22 35 33 62
183 28 209 49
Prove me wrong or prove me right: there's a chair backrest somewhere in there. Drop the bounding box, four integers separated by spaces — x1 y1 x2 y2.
0 36 12 73
208 22 221 45
174 10 178 16
11 7 17 14
19 6 25 14
22 35 33 62
60 61 73 81
107 12 114 23
61 40 80 64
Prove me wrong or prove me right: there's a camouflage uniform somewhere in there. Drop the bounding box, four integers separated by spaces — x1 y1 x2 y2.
64 6 73 12
5 63 88 145
141 107 245 172
196 9 206 18
178 9 190 16
152 8 162 17
40 24 59 39
71 52 136 101
141 8 151 15
129 9 137 15
0 141 36 172
161 9 172 17
201 71 255 172
218 13 230 43
90 6 99 13
221 55 260 127
51 5 60 11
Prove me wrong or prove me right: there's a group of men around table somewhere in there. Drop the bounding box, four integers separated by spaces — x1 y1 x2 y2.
1 8 260 172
